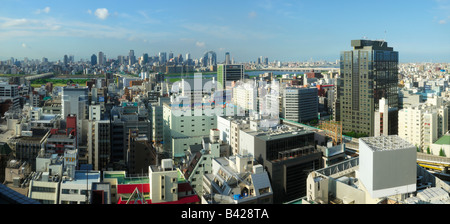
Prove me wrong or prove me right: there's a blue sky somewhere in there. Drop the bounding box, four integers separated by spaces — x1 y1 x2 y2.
1 0 450 63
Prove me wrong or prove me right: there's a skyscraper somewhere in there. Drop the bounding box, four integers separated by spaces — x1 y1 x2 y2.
338 40 399 136
63 55 68 66
143 53 149 64
185 53 191 65
129 50 135 65
217 64 244 89
159 52 167 65
91 54 97 66
225 52 231 65
98 51 105 66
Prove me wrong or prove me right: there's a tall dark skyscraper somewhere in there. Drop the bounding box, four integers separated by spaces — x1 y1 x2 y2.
338 40 399 136
91 54 97 66
63 55 68 66
217 64 244 89
129 50 135 65
143 53 149 64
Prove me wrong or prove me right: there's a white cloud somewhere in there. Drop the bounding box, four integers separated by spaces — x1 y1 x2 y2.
95 8 110 20
196 41 205 47
248 11 257 18
439 19 447 24
87 9 92 15
36 7 51 14
0 15 172 44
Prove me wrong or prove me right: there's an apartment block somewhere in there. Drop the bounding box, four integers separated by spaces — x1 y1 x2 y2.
398 103 448 151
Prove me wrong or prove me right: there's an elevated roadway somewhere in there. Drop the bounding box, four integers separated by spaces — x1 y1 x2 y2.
261 67 339 73
24 73 54 81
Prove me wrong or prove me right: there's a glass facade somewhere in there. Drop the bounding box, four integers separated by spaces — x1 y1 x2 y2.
339 40 398 136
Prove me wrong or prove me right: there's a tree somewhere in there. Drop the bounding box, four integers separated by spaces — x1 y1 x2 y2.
427 147 431 154
439 148 446 157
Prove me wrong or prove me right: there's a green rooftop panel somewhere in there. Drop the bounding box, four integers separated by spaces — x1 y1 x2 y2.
435 135 450 145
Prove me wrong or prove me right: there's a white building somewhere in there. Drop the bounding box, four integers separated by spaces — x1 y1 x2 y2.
398 103 448 151
162 102 217 159
359 136 417 199
88 104 101 121
183 148 214 197
151 97 169 144
61 86 89 147
28 150 101 204
374 98 398 137
232 81 258 113
59 170 101 204
148 159 179 203
0 81 20 110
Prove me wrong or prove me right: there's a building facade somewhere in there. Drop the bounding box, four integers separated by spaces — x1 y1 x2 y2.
398 103 448 151
339 40 399 136
283 87 319 123
217 64 244 89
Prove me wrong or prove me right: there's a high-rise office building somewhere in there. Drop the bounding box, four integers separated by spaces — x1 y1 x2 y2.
159 52 167 65
98 51 105 66
338 40 399 136
225 52 231 64
283 87 319 123
143 53 149 64
91 54 97 66
129 50 135 65
202 51 217 67
217 64 244 89
184 53 191 65
63 55 68 66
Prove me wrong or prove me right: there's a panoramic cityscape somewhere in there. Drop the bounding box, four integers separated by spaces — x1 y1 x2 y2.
1 0 450 213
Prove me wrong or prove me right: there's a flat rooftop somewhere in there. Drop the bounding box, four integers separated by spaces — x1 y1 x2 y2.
104 173 148 185
360 135 414 152
104 169 186 184
256 129 312 141
67 171 101 185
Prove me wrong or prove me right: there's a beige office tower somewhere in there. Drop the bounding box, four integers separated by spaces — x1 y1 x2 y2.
339 40 399 136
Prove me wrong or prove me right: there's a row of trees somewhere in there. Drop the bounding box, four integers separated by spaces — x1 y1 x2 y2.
416 145 447 157
31 78 89 85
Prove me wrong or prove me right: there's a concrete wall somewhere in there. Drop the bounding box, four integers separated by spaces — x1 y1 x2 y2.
239 130 256 157
359 138 416 198
217 116 230 143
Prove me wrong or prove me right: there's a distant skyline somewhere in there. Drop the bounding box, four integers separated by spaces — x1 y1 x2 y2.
1 0 450 63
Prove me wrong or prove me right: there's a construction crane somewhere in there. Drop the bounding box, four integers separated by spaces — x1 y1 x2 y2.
319 120 343 146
